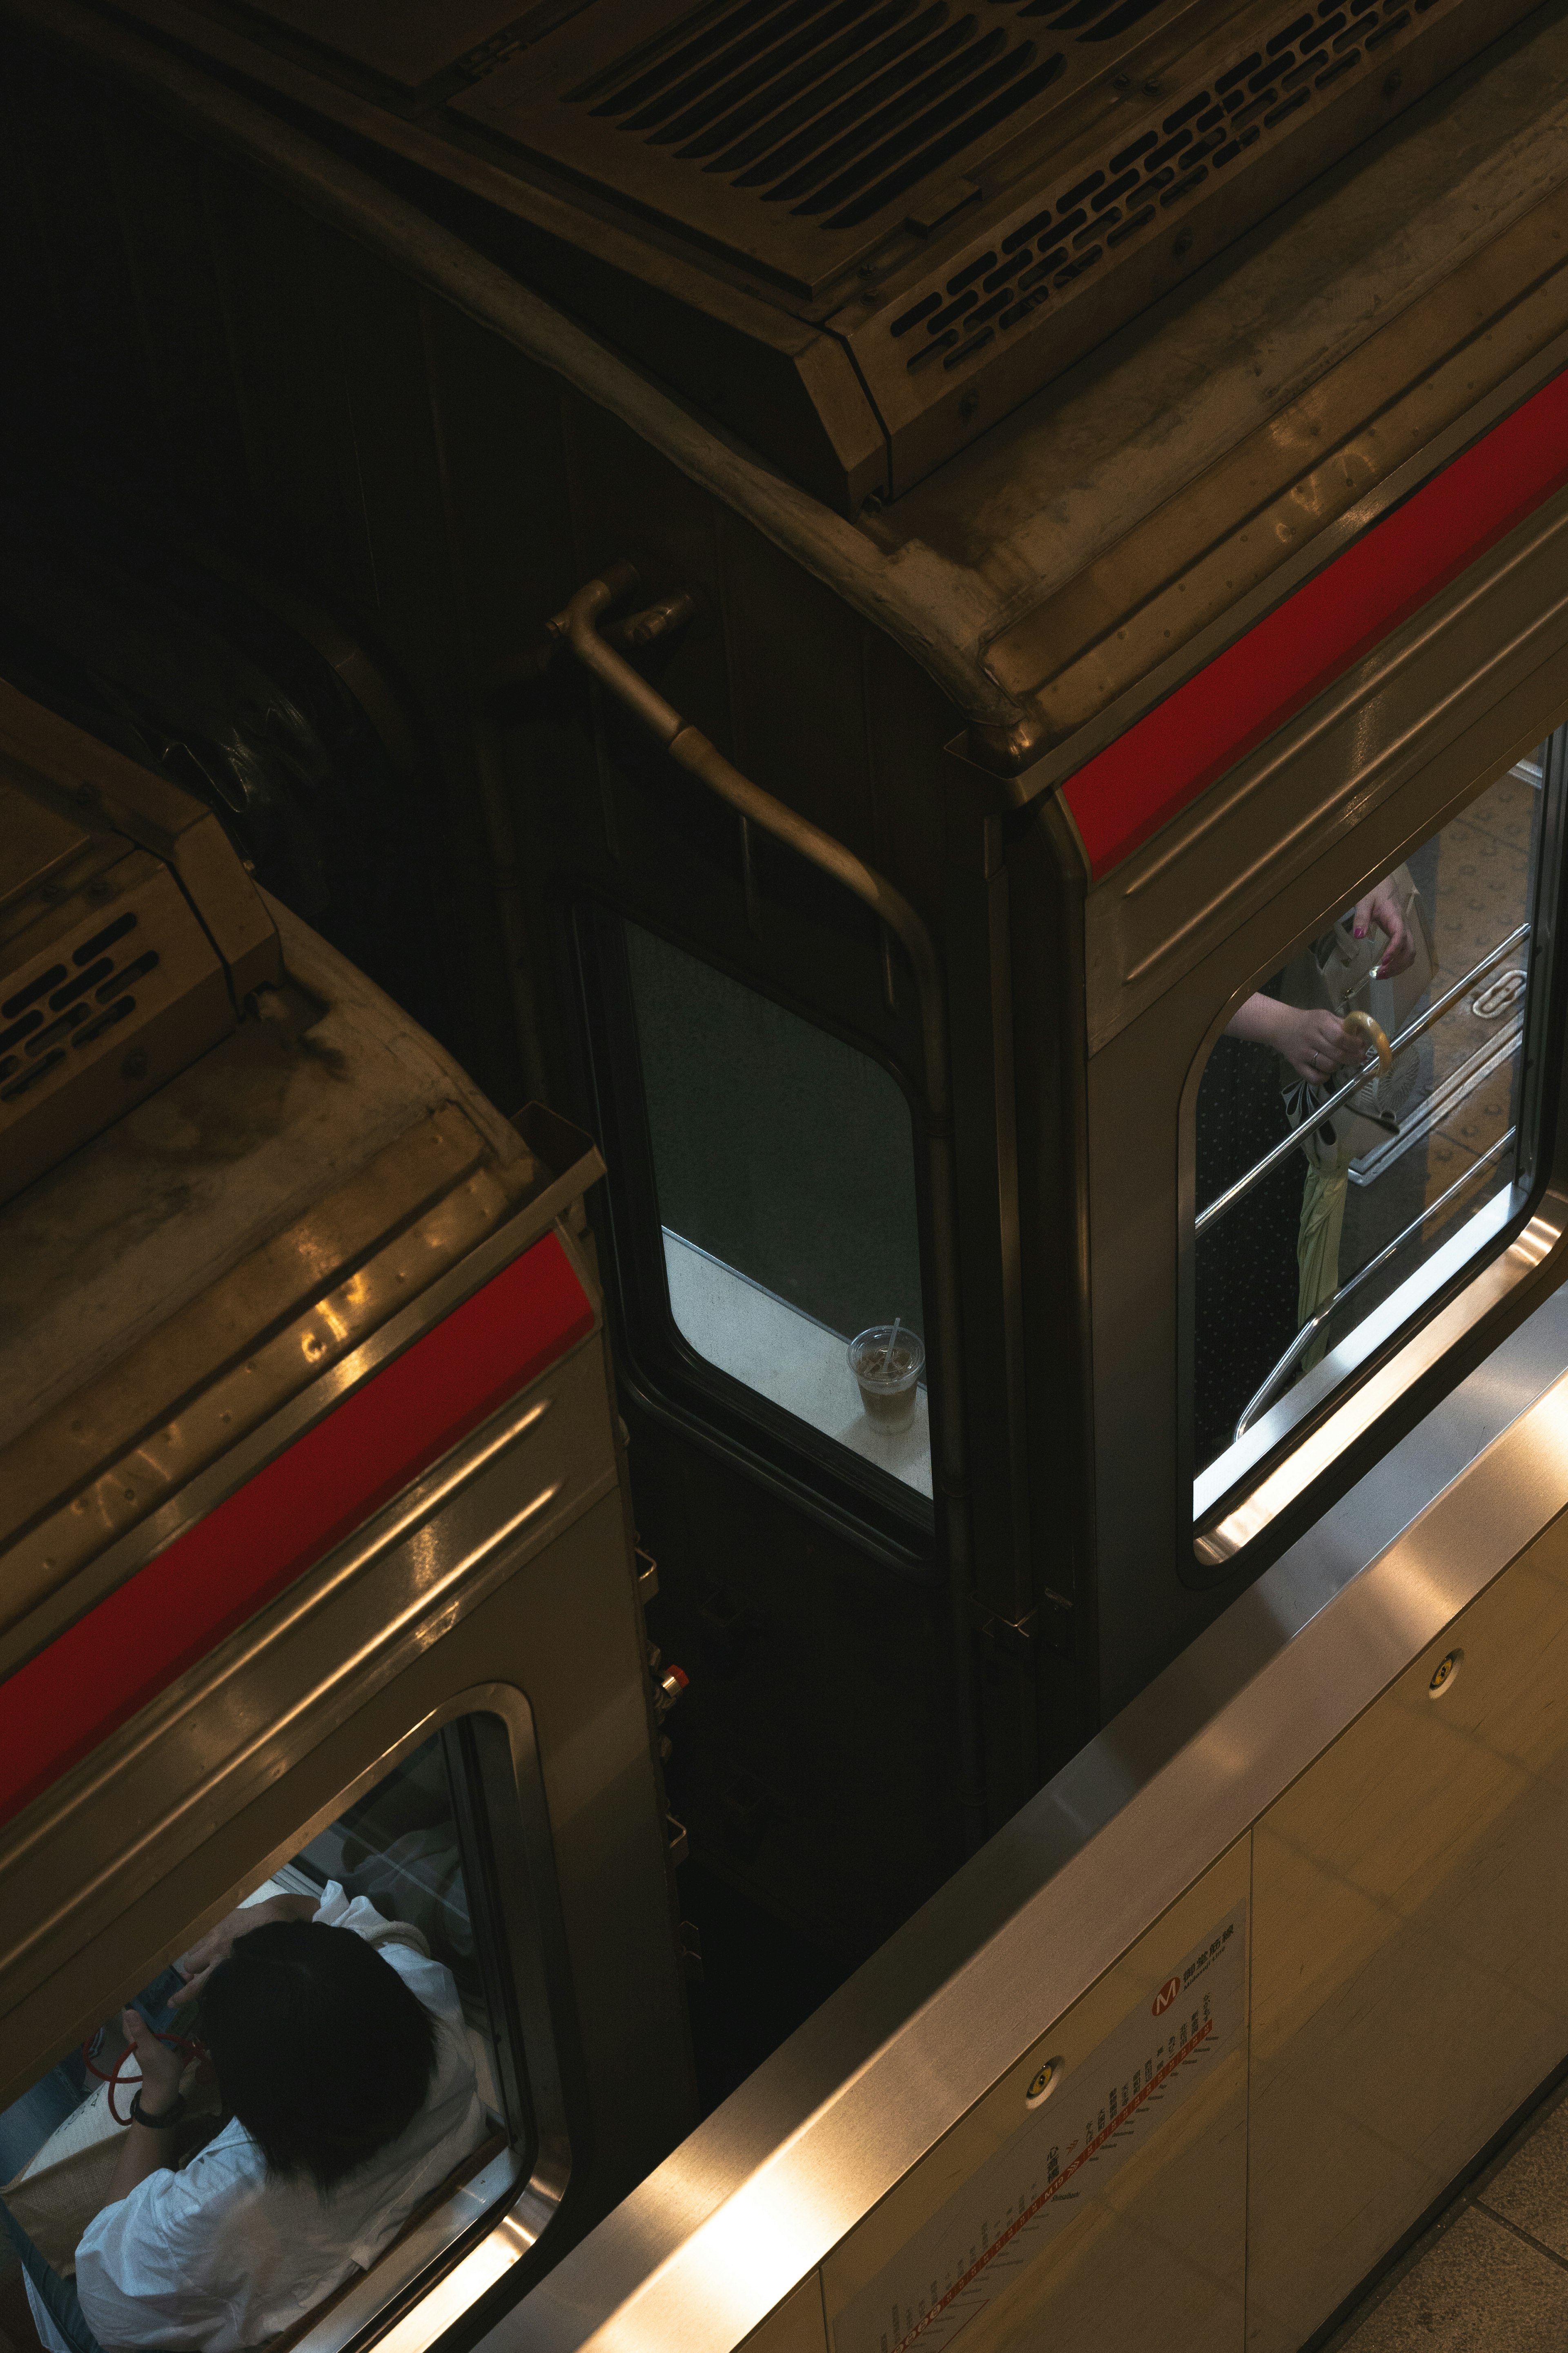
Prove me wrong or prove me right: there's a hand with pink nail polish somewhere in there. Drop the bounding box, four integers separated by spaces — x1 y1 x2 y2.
1352 878 1414 979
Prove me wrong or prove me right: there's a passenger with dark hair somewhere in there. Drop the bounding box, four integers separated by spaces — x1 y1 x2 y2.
29 1885 486 2353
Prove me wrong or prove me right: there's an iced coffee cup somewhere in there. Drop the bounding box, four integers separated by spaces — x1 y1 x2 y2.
848 1324 925 1434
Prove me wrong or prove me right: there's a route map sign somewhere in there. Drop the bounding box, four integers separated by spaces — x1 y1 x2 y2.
833 1907 1246 2353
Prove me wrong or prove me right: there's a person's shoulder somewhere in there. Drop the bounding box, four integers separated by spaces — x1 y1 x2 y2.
149 2125 267 2224
77 2128 261 2283
374 1937 463 2019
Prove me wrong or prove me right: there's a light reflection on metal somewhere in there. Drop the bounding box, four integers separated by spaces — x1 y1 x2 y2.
1194 1185 1565 1559
1509 1212 1559 1271
363 2228 526 2353
7 1154 516 1606
1348 1019 1521 1186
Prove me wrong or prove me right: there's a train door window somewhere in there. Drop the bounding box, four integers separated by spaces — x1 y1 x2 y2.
0 1720 532 2353
623 921 932 1497
1192 741 1566 1556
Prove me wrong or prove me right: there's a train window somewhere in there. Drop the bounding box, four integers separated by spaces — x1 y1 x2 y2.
1193 743 1566 1556
0 1722 528 2353
624 922 931 1497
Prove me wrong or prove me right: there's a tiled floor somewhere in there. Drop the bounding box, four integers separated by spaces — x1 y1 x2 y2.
1325 2074 1568 2352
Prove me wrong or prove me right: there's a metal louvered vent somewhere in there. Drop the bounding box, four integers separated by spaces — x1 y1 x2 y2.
883 0 1432 382
571 0 1073 232
447 0 1534 502
454 0 1192 288
0 912 159 1102
0 732 282 1208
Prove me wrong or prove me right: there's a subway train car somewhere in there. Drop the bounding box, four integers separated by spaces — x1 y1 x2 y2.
0 685 695 2346
2 0 1568 2347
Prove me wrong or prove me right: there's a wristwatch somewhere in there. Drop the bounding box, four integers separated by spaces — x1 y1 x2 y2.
129 2089 187 2128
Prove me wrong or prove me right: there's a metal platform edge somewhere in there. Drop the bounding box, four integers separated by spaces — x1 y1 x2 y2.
488 1267 1568 2353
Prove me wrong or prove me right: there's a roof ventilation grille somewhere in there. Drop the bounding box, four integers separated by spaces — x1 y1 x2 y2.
890 0 1441 372
570 0 1084 230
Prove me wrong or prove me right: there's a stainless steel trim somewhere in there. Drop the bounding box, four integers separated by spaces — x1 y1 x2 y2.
0 1353 608 1970
1194 1189 1564 1558
1230 1130 1517 1443
1195 923 1529 1238
0 1465 565 1945
485 1277 1568 2353
1196 1182 1521 1520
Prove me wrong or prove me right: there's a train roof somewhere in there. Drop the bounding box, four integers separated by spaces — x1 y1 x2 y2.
0 685 541 1686
10 2 1568 810
875 7 1568 744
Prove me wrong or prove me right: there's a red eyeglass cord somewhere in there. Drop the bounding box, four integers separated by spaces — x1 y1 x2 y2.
82 2027 207 2127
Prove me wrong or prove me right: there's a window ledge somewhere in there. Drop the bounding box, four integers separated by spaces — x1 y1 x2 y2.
1194 1184 1561 1563
662 1231 932 1499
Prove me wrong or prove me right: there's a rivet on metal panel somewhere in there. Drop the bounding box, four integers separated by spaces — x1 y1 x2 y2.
1025 2057 1063 2109
1428 1648 1463 1697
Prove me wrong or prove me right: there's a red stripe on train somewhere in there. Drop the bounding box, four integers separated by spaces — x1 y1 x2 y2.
1061 367 1568 880
0 1230 595 1829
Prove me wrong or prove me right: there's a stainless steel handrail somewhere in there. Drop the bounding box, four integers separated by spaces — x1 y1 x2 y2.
1230 1126 1517 1441
1195 923 1530 1238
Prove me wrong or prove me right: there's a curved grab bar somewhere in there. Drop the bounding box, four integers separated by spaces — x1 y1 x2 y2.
548 568 951 1122
546 566 985 1846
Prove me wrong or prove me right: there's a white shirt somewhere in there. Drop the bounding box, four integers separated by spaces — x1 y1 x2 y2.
32 1885 486 2353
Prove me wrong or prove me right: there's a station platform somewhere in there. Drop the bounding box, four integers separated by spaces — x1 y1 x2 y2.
1332 2072 1568 2351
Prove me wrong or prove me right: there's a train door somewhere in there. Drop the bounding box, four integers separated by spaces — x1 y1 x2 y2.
536 589 976 2092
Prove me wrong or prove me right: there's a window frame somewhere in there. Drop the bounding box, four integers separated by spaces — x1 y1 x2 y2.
570 894 940 1572
1183 736 1568 1576
195 1687 578 2353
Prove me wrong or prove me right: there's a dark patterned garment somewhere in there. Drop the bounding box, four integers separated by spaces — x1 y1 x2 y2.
1194 1035 1305 1469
